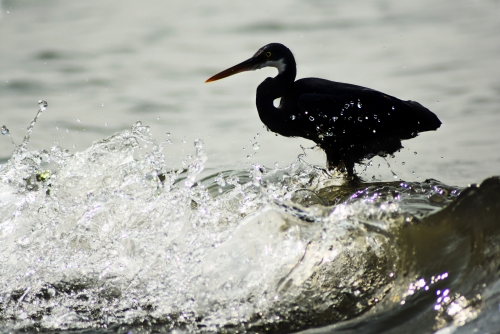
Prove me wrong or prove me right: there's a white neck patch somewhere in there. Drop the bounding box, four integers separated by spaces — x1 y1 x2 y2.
257 58 287 74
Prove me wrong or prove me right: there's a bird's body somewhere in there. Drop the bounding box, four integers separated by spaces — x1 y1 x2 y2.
206 43 441 176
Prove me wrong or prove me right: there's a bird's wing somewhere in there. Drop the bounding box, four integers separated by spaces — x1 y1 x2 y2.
296 92 436 140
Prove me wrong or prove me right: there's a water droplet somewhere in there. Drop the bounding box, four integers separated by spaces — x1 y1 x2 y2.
102 103 105 107
344 104 350 109
357 117 363 122
304 111 308 115
309 116 315 121
215 174 226 187
166 132 171 136
373 129 376 133
342 129 345 134
326 132 333 136
414 151 417 155
135 121 142 126
402 162 405 165
77 119 81 123
38 100 48 111
340 111 344 116
194 139 204 149
290 115 296 120
332 116 338 122
165 139 172 144
357 101 362 108
365 116 368 120
253 142 260 150
393 174 398 179
391 106 395 110
105 123 108 127
1 125 9 135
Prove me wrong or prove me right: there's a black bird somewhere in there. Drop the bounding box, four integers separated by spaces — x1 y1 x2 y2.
206 43 441 177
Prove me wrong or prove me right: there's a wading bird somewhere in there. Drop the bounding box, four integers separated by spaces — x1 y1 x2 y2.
206 43 441 177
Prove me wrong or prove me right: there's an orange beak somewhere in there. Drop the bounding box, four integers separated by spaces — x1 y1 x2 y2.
205 57 260 83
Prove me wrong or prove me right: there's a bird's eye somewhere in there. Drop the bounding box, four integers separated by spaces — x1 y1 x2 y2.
266 52 272 57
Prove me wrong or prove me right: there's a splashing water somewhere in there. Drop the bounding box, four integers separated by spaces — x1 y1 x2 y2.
16 100 48 154
1 125 16 148
1 126 9 135
1 111 500 333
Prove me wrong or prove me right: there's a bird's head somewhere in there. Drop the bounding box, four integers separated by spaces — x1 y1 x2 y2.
205 43 293 83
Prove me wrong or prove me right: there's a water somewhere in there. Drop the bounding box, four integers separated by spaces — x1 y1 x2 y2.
1 1 500 333
1 117 499 333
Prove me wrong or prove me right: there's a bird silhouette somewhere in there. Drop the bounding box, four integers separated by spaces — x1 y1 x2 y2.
206 43 441 177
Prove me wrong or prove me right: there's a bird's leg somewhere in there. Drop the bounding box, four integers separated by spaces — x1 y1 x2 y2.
342 154 363 184
344 154 355 177
325 149 340 171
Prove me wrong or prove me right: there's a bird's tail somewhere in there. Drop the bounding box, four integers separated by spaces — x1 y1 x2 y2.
406 100 442 132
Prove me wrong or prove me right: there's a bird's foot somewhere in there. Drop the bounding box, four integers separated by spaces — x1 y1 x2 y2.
345 173 363 185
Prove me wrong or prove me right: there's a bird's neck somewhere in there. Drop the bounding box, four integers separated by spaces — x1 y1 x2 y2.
256 51 297 102
256 72 295 133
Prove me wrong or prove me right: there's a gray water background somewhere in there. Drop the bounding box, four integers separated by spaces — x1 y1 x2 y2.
1 0 500 185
